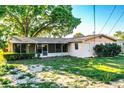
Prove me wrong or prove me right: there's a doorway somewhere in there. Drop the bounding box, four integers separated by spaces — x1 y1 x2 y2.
42 44 48 56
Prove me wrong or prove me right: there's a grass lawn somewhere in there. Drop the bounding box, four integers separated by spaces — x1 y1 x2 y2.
1 55 124 88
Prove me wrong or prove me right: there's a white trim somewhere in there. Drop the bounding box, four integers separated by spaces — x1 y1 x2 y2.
39 52 69 58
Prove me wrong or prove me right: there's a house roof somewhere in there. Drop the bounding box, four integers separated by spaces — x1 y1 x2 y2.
73 34 117 42
9 34 117 44
10 36 72 44
87 34 117 41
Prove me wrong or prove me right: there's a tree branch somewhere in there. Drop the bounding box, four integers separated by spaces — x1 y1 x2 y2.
31 24 49 37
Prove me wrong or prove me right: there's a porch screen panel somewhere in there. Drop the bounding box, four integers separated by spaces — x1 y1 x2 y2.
13 44 20 53
21 44 26 53
63 44 68 52
56 44 61 52
48 44 55 53
37 44 42 53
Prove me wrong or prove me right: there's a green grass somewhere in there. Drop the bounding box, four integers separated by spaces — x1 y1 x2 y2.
7 55 124 84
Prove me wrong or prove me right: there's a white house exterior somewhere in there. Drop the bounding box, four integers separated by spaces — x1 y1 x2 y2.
8 34 117 58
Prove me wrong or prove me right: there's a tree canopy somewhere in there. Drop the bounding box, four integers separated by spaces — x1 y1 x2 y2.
73 32 84 38
0 5 81 38
114 31 124 40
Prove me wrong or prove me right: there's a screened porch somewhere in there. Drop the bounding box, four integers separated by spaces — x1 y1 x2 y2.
13 43 68 57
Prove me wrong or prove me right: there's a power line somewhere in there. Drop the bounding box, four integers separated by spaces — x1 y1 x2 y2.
108 11 124 34
99 6 116 34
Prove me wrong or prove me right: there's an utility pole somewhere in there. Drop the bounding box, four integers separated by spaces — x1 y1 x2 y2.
93 5 96 45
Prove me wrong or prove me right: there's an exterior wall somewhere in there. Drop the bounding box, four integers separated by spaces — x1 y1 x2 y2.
68 43 84 58
85 36 115 44
8 42 13 52
68 36 116 58
68 43 95 58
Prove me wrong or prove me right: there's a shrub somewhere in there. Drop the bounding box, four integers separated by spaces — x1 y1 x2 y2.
93 43 121 57
0 78 11 85
3 53 35 61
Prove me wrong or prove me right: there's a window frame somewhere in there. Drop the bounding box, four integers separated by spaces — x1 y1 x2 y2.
75 43 78 50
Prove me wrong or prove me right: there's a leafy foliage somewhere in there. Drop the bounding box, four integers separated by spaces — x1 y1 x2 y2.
0 64 15 76
114 31 124 40
73 32 84 38
0 5 81 38
0 78 11 85
93 43 121 57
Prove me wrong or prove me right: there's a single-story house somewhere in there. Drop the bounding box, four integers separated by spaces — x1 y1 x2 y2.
8 34 117 58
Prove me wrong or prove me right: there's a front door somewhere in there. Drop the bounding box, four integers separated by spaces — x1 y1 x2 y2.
42 44 48 56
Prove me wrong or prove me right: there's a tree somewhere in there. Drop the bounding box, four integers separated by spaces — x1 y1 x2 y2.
73 32 84 38
0 7 11 49
114 31 124 40
0 26 7 49
0 5 81 38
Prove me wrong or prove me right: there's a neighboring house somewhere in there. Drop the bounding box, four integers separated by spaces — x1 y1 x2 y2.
117 40 124 53
8 34 117 58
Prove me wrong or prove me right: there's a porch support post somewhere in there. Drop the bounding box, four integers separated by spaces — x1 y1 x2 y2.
20 43 22 53
61 44 63 53
35 43 37 54
55 43 56 53
26 44 29 53
47 44 49 53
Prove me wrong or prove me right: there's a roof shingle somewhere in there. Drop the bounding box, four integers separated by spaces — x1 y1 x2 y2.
9 34 117 44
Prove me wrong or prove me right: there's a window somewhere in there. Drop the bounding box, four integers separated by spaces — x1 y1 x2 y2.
37 44 42 53
56 44 62 52
48 44 55 53
75 43 78 50
63 44 68 52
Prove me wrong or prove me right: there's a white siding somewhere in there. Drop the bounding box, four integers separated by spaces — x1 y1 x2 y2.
68 43 95 58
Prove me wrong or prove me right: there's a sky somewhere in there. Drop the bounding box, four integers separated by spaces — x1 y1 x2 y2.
68 5 124 37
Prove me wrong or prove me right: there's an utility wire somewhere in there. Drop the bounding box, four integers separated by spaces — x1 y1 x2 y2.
99 6 116 34
108 11 124 34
